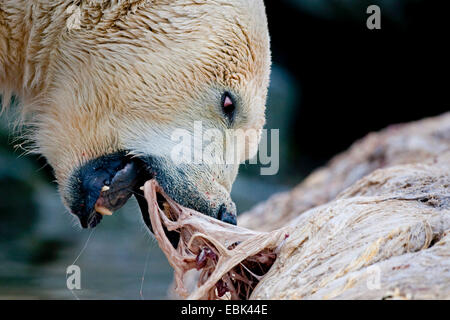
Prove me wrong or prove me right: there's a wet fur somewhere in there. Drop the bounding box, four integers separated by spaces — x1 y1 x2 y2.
0 0 271 215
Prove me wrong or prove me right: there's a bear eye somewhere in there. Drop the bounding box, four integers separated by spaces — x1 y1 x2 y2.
221 92 236 123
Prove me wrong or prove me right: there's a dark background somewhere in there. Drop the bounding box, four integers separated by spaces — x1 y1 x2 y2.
0 0 448 299
263 0 449 176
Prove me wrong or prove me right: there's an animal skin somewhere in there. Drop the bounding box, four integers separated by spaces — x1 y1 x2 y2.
0 0 271 228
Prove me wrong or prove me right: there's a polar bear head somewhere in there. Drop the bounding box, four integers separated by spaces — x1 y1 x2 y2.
3 0 271 230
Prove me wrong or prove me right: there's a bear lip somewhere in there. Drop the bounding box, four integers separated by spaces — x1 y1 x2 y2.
93 162 142 216
69 152 151 228
89 158 154 227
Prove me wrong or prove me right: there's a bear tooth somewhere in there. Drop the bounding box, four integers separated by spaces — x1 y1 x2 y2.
95 204 113 216
101 186 110 192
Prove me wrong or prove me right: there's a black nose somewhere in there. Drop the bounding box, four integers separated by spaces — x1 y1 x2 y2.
217 203 237 225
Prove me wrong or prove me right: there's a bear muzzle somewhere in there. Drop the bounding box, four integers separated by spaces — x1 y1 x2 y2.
64 151 237 230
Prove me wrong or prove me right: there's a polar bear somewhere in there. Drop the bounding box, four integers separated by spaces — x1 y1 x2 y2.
0 0 271 231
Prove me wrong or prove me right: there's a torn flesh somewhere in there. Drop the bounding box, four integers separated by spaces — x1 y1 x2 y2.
143 180 290 300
